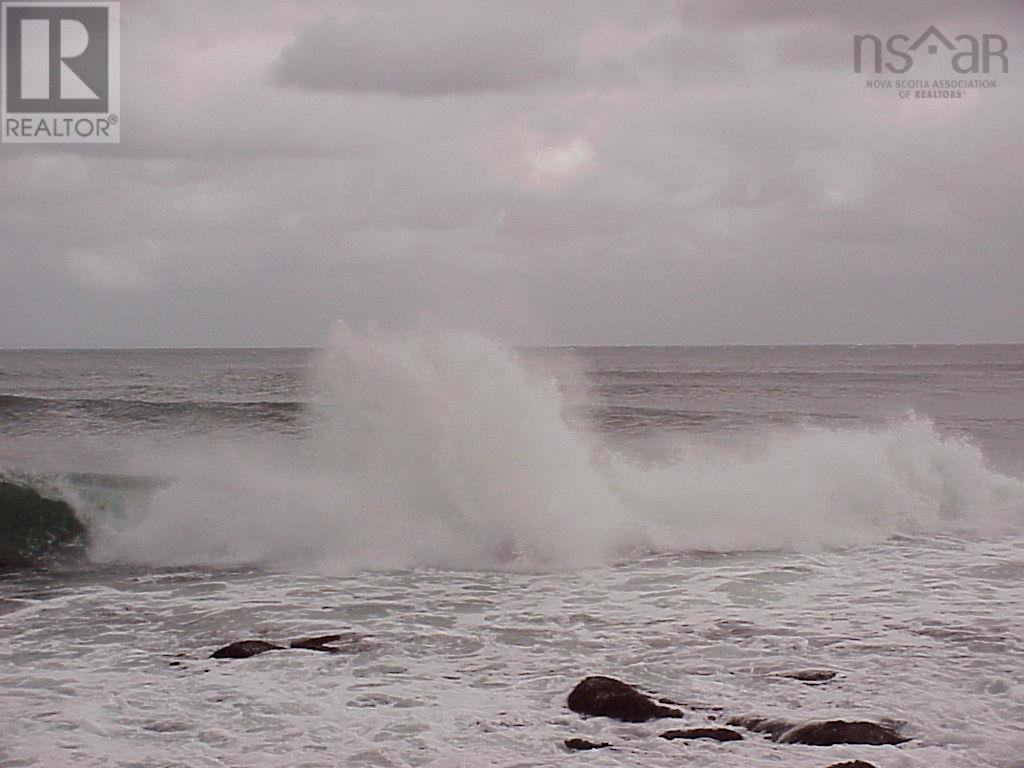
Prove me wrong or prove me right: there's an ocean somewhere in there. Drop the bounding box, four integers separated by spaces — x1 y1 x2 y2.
1 332 1022 767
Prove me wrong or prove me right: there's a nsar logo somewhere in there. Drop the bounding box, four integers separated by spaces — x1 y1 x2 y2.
854 26 1008 75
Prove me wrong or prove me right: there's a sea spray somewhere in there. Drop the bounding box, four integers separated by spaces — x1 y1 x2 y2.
86 327 634 570
611 416 1023 552
81 328 1024 571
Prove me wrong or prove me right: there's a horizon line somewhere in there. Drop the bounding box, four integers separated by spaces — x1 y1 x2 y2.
2 341 1023 352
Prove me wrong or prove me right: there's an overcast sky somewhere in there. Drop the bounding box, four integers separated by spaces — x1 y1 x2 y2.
1 0 1022 348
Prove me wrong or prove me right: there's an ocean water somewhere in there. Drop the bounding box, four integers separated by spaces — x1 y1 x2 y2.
1 331 1023 767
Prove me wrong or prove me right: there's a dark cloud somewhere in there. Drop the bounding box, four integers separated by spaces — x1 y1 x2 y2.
269 5 581 96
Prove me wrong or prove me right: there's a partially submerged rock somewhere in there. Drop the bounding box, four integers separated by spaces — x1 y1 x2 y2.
210 640 283 659
210 631 369 659
779 720 908 746
825 761 878 768
726 715 794 740
660 727 743 742
564 738 611 751
728 715 907 746
290 634 344 653
567 676 683 723
781 669 837 683
290 632 370 654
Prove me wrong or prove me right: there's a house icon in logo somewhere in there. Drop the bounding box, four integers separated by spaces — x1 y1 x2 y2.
909 26 957 55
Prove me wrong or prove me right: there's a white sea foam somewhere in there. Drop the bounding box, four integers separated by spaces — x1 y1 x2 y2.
86 327 1024 571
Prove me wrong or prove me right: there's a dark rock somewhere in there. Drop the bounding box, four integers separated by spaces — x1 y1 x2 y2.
729 715 907 746
290 632 370 654
660 727 743 742
726 715 795 740
564 738 611 751
210 632 368 659
290 634 344 653
567 676 684 723
210 640 283 659
779 720 908 746
782 670 837 683
825 762 877 768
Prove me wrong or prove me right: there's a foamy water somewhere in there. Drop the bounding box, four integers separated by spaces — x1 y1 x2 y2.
1 331 1022 766
3 540 1023 767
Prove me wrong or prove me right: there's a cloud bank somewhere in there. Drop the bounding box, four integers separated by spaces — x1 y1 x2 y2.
0 0 1021 347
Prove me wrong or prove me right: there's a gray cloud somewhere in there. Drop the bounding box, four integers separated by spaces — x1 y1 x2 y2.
269 4 582 96
681 0 1024 29
1 0 1022 347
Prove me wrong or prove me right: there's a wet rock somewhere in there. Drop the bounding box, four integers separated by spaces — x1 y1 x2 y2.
726 715 795 740
210 631 367 660
779 720 908 746
729 715 907 746
210 640 283 659
825 762 877 768
782 669 837 683
289 632 370 653
564 738 612 751
290 634 344 653
660 727 743 742
567 676 683 723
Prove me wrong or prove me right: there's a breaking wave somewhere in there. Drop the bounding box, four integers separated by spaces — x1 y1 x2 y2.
0 474 87 567
6 328 1023 572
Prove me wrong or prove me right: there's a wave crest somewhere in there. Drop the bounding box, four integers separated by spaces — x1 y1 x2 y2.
72 328 1024 571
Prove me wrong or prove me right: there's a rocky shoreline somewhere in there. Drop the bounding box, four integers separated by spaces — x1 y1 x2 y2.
204 637 910 766
563 674 907 765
